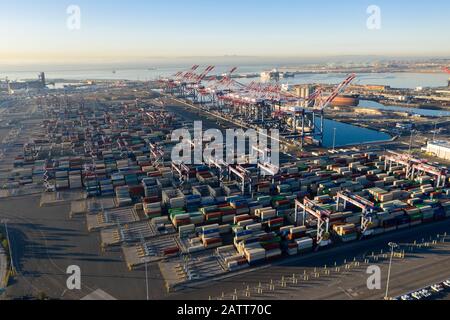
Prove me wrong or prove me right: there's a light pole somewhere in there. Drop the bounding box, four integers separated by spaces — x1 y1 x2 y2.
140 233 149 301
332 128 337 151
408 130 421 155
408 130 414 154
1 219 15 275
433 121 438 142
143 256 149 301
385 242 398 300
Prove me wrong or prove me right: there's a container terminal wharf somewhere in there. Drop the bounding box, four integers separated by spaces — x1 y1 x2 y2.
1 90 450 298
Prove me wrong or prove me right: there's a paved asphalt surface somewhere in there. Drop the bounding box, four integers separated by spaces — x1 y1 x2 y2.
1 98 449 300
169 219 450 300
1 193 450 300
0 195 167 300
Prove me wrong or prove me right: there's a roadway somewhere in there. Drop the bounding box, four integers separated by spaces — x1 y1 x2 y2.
0 195 168 300
168 219 450 300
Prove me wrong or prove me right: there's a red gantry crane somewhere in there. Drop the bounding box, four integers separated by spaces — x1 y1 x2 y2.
182 66 215 102
199 67 239 107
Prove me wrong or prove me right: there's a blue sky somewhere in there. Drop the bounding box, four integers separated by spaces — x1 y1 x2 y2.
1 0 449 63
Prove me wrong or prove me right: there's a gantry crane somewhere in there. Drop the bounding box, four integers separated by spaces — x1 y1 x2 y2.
336 191 377 236
161 65 199 95
410 162 448 188
295 197 331 247
171 161 192 189
199 67 239 108
182 66 215 102
149 142 165 168
228 165 254 196
275 74 356 147
5 77 13 95
205 156 229 185
162 65 356 147
385 150 448 188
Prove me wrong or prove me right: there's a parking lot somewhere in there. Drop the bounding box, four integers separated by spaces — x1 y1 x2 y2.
396 279 450 300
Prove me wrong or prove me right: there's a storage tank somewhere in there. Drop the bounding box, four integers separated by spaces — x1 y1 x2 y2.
330 95 360 107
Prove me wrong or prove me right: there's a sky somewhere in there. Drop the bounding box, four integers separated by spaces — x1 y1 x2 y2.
1 0 450 64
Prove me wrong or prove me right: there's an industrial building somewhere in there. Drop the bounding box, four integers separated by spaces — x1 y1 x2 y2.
426 140 450 161
1 72 46 94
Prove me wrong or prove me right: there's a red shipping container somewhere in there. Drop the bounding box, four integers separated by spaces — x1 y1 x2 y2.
262 243 280 251
144 196 161 204
288 242 298 249
269 218 284 225
235 215 251 223
163 247 180 255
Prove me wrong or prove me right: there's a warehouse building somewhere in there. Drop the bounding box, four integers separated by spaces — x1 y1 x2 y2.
426 140 450 160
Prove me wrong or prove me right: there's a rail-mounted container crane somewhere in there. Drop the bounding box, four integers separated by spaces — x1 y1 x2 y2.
295 197 332 248
384 150 448 188
336 191 377 237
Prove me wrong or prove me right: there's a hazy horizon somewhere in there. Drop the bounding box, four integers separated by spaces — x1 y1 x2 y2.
1 54 449 71
2 0 450 64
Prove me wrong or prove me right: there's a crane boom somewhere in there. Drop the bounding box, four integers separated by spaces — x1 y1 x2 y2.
316 73 356 111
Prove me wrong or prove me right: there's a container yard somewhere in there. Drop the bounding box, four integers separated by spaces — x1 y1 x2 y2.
2 84 448 296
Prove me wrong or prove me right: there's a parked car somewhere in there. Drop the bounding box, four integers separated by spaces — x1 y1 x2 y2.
419 289 432 298
411 292 424 300
431 284 444 293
